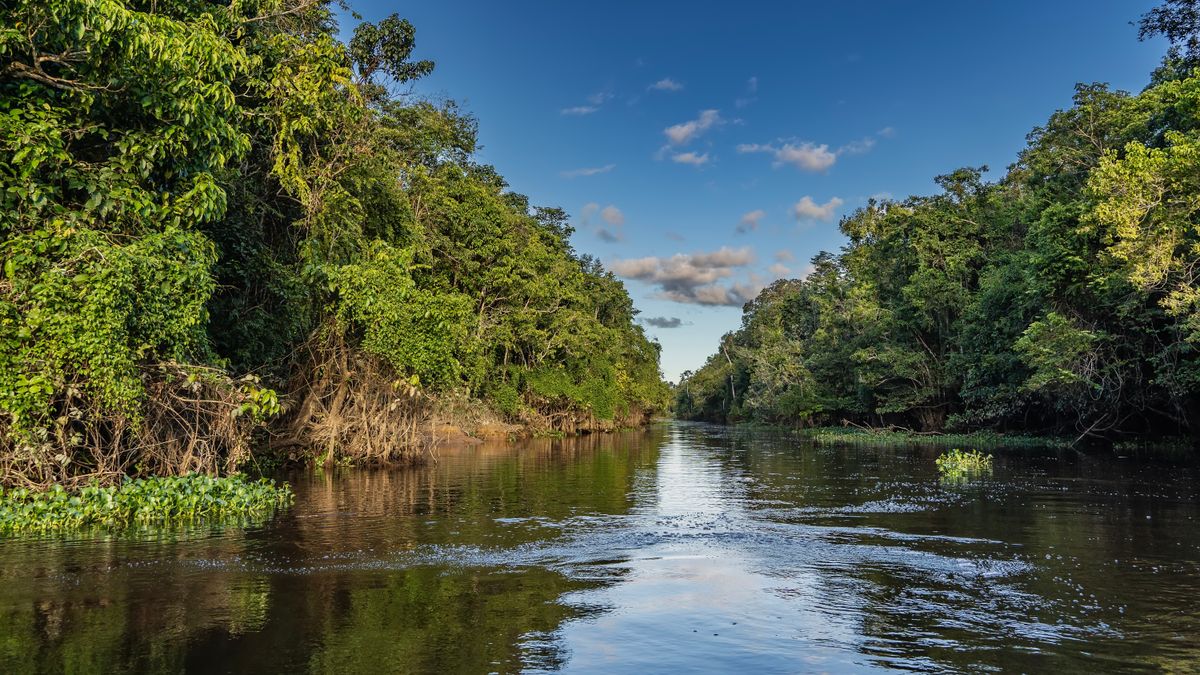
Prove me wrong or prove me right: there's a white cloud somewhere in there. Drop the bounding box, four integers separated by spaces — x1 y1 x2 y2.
649 78 684 92
664 109 722 145
736 209 766 234
769 263 792 278
587 91 614 105
738 141 837 172
747 76 758 94
792 196 844 221
776 143 837 171
610 246 759 306
561 164 616 178
600 205 624 226
689 247 755 267
838 137 876 155
671 151 710 166
561 106 598 116
738 126 893 171
774 249 795 262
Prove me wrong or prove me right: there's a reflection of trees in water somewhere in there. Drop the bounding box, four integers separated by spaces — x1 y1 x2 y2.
0 532 275 672
0 428 666 673
6 425 1197 672
693 424 1200 672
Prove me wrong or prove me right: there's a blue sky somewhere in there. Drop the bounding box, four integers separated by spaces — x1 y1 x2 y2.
345 1 1166 382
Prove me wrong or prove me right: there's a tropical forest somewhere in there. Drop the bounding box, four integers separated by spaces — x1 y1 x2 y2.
2 0 1200 672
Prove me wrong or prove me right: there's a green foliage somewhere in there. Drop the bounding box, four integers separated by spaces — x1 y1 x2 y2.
935 449 994 479
0 0 667 482
333 244 475 389
0 474 292 534
0 0 257 450
680 18 1200 444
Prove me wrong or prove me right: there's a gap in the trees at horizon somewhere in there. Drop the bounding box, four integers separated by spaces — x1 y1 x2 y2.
344 0 1165 381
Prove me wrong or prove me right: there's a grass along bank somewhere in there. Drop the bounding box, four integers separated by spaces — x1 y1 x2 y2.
0 474 292 535
792 427 1074 450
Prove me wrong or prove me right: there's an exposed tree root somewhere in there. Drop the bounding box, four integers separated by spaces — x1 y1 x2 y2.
0 363 267 489
278 330 431 465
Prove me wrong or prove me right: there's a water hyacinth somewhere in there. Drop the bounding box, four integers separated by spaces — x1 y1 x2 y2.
0 474 293 534
935 449 994 480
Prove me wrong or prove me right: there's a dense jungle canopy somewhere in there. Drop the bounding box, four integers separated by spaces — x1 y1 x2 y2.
677 1 1200 444
0 0 670 486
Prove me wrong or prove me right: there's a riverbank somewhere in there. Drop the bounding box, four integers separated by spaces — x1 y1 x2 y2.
792 426 1074 450
721 423 1196 453
0 411 654 534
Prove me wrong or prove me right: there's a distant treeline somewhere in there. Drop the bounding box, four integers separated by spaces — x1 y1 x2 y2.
677 2 1200 443
0 0 668 487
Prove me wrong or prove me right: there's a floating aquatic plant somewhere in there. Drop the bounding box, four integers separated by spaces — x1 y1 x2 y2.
935 449 993 480
0 474 293 535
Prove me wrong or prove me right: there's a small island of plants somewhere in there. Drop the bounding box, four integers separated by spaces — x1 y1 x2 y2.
0 474 293 535
935 449 994 480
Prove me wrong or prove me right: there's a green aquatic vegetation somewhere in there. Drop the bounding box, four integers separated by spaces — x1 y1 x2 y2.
935 449 994 479
796 427 1071 450
0 475 292 535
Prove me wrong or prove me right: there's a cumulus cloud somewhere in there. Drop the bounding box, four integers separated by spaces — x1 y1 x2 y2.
610 246 759 306
738 127 893 172
561 164 616 178
769 263 792 278
649 78 684 92
641 316 685 328
664 109 722 145
671 151 710 166
665 231 686 242
561 106 598 116
792 196 844 222
776 143 838 170
737 141 837 172
736 209 766 234
774 249 795 262
600 205 624 226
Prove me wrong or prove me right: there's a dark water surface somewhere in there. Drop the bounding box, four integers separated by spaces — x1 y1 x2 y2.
3 422 1200 673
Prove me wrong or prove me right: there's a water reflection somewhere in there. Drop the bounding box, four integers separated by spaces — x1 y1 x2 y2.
1 423 1199 672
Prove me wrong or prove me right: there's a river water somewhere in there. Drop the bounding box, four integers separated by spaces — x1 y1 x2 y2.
2 422 1199 673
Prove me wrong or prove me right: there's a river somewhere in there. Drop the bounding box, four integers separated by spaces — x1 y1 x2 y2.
2 422 1198 672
